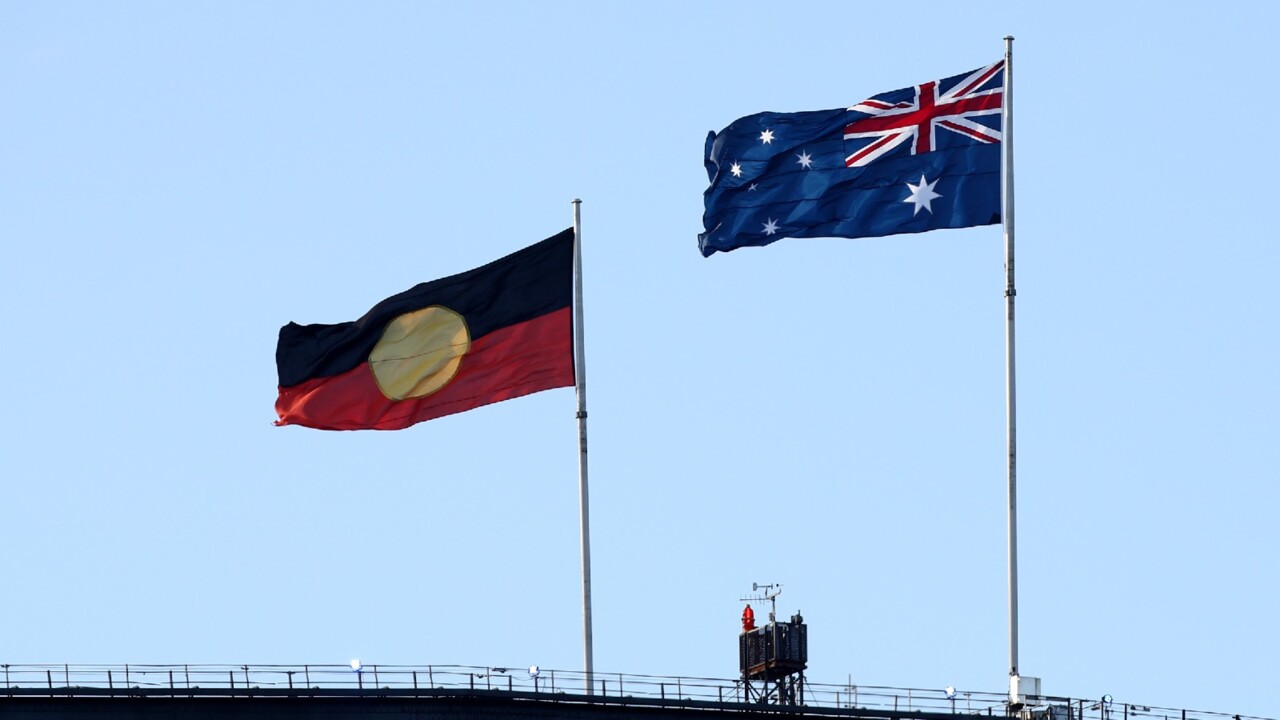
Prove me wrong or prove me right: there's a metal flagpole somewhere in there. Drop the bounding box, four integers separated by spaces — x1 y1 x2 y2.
571 198 595 694
1001 36 1023 701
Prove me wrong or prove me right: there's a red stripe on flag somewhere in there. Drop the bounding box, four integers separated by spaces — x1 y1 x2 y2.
275 307 574 430
950 60 1004 98
938 119 998 142
845 132 902 167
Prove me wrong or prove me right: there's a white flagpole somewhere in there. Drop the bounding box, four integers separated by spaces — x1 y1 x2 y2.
571 198 595 694
1001 36 1022 699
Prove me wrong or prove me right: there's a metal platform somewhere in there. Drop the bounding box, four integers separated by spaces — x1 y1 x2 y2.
0 664 1270 720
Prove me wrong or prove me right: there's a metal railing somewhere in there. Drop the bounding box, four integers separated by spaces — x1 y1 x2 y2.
0 663 1270 720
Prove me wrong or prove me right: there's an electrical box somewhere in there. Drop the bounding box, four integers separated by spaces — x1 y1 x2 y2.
1010 675 1042 704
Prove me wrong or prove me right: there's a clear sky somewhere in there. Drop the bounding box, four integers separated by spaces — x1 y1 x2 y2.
2 1 1277 718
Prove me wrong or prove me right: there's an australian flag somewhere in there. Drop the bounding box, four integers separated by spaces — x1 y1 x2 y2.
698 61 1004 257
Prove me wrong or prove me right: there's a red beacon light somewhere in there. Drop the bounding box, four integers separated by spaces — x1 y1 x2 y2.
742 604 756 632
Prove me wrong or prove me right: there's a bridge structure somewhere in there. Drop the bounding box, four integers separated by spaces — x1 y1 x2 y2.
0 664 1267 720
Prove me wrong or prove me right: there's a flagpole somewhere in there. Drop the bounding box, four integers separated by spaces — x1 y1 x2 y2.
571 198 595 694
1001 36 1022 699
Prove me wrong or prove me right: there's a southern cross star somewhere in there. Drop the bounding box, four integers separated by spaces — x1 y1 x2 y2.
796 150 813 169
903 174 942 215
762 218 779 235
731 162 743 178
759 129 774 144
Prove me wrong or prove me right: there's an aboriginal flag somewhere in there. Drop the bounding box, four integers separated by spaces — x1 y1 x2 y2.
275 229 576 430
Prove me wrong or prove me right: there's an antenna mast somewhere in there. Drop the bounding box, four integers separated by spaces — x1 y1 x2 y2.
739 582 782 622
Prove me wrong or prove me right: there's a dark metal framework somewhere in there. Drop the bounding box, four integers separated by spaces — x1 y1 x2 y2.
739 613 807 705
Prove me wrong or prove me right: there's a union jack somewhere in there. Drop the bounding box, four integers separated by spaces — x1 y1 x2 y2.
843 60 1004 168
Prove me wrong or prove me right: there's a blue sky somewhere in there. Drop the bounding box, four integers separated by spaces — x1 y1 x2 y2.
2 2 1277 717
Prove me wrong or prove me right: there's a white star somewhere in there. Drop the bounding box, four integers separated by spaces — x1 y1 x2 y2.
759 129 774 144
748 183 758 191
762 218 779 235
731 162 743 178
903 174 942 215
796 150 813 169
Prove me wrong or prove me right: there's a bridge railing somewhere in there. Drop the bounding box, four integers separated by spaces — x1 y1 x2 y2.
0 663 1269 720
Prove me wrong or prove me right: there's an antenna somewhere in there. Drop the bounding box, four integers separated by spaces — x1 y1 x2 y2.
740 582 782 622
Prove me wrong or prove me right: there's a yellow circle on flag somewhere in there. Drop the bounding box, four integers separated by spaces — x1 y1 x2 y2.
369 306 471 401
